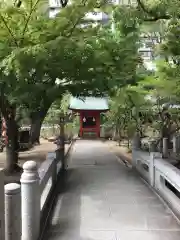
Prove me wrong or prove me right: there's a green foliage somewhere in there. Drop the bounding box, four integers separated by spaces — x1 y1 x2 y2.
44 93 79 138
99 0 180 144
106 84 151 139
0 0 141 117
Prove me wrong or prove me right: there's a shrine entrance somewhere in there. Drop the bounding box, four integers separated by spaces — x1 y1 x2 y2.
69 97 109 138
80 110 100 138
82 116 96 128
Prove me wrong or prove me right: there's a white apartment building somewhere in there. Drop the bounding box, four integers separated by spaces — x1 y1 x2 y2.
49 0 109 20
49 0 137 18
139 34 159 61
49 0 62 18
49 0 157 66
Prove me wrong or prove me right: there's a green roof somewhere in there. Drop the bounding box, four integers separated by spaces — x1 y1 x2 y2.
69 97 109 111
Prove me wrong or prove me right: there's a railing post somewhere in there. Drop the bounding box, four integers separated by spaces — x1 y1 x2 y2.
4 183 21 240
131 133 141 168
149 152 161 187
0 170 5 240
177 135 180 152
52 159 57 186
150 152 155 187
55 136 65 170
173 135 178 153
162 138 168 158
149 141 156 152
20 161 40 240
149 142 156 187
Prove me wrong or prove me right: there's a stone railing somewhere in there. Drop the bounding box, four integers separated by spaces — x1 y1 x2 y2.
132 149 151 183
132 145 180 219
0 142 73 240
154 158 180 218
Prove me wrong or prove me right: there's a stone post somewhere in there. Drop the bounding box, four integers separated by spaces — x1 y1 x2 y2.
20 161 40 240
55 136 65 169
131 133 141 168
149 152 162 187
150 152 155 187
173 135 178 153
60 123 65 170
177 135 180 152
162 138 168 158
0 170 5 240
149 141 156 152
5 183 21 240
132 132 141 149
149 142 157 187
52 159 57 186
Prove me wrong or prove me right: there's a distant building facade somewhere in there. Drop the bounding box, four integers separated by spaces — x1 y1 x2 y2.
48 0 158 67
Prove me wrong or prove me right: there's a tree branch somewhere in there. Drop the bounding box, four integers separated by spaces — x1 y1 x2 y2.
64 0 107 38
0 13 18 46
60 0 68 8
64 0 88 37
137 0 172 21
14 0 22 7
137 0 158 16
20 0 41 45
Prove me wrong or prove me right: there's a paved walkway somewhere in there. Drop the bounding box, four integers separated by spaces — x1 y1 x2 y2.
45 140 180 240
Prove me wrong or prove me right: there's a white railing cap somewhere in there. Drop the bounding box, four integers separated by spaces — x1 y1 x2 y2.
5 183 21 195
21 161 39 183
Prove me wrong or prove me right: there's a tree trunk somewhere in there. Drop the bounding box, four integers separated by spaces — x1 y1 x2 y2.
30 102 52 145
30 117 43 145
5 117 21 173
127 137 130 149
118 128 121 146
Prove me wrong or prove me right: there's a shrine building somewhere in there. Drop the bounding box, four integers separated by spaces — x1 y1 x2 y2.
69 97 109 138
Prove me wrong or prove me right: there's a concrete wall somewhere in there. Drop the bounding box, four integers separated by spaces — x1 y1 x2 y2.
132 148 180 219
132 150 150 182
154 158 180 218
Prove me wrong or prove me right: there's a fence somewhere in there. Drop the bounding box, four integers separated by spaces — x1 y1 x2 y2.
132 136 180 219
1 141 73 240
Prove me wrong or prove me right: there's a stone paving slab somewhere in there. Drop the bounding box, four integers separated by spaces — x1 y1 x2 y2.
45 140 180 240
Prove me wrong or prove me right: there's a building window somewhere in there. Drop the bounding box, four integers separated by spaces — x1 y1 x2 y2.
145 42 154 48
49 0 61 7
139 51 152 58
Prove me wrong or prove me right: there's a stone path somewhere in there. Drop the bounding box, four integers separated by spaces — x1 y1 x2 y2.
45 140 180 240
106 140 132 165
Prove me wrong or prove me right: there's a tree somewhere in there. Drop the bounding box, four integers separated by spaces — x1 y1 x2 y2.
43 93 79 139
136 0 180 21
100 1 180 154
0 0 104 172
106 84 151 143
0 0 144 172
2 3 141 139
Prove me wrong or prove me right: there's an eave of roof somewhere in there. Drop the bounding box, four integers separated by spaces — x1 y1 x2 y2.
69 96 109 111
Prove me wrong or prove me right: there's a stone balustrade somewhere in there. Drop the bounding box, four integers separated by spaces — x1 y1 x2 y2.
132 140 180 219
1 141 73 240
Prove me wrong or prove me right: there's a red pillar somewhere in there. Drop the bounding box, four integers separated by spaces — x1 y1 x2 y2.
96 113 100 138
79 112 83 137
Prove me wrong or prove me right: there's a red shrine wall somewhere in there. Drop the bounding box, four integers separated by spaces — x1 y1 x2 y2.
79 110 100 138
